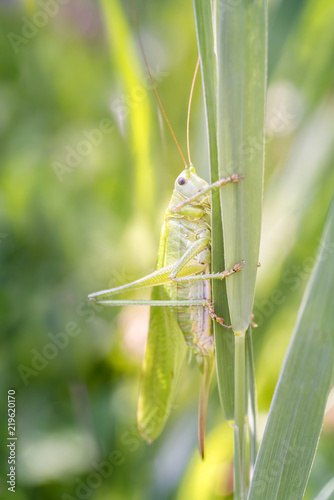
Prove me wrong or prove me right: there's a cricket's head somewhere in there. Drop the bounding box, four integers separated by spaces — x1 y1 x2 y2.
174 166 209 199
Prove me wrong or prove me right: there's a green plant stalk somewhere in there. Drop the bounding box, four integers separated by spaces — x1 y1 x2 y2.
234 333 246 499
193 0 235 419
246 326 257 478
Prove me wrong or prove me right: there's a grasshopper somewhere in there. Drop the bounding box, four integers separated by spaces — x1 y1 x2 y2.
89 168 243 456
89 51 244 458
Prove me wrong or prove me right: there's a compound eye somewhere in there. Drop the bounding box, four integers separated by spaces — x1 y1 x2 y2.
178 177 186 185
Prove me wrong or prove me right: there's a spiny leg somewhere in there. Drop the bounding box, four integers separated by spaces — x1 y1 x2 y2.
89 234 243 303
173 173 244 212
88 261 204 302
172 261 245 283
86 297 231 331
89 238 210 302
89 261 245 304
88 299 208 307
207 302 231 329
169 236 209 279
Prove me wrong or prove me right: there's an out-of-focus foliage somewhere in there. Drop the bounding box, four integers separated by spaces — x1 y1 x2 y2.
0 0 333 499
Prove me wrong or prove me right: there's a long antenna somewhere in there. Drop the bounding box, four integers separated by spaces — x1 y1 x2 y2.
187 57 200 168
130 3 188 169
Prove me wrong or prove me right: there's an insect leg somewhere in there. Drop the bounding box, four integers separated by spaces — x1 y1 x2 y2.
89 295 231 330
173 173 244 212
89 244 242 303
88 261 205 302
168 237 243 281
207 301 231 329
88 264 189 301
88 299 208 307
172 260 245 282
169 237 210 279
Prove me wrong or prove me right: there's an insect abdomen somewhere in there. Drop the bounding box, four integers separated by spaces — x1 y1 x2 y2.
164 216 213 356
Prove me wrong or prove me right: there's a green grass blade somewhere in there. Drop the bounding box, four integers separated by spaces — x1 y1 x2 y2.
99 0 154 216
216 2 267 496
248 197 334 500
217 1 267 334
192 0 217 162
193 0 235 420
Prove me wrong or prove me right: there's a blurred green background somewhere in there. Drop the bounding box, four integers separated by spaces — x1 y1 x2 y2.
1 0 334 499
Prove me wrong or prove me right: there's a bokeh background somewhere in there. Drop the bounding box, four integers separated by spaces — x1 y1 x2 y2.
1 0 334 499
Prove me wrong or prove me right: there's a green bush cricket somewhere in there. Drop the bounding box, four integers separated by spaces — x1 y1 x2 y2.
89 49 244 458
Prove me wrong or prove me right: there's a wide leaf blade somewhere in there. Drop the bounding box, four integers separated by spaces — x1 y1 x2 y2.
217 0 267 334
